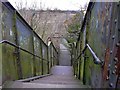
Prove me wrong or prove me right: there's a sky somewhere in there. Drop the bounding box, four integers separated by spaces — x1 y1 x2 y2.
8 0 90 10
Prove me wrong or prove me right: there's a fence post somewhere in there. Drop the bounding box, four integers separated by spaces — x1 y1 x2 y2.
41 43 43 75
0 1 2 86
32 33 36 76
13 11 23 79
47 47 49 74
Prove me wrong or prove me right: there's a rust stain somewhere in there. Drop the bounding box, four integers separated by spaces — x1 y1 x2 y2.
103 48 110 80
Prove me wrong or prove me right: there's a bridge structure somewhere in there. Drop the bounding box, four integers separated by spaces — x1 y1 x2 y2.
0 0 120 89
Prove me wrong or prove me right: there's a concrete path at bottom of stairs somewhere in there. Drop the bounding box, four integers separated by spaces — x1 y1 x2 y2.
59 44 71 66
3 66 90 88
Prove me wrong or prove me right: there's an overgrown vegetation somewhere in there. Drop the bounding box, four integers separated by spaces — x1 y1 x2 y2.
63 7 87 52
64 13 83 43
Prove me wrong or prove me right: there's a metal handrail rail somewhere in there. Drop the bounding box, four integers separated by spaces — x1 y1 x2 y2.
73 43 103 65
86 44 102 64
0 40 49 62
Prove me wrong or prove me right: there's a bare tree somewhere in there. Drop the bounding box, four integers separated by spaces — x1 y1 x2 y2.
15 1 50 40
64 3 88 50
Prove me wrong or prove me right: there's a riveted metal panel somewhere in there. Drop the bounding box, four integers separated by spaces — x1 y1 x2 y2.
108 2 120 88
116 2 120 88
75 1 120 88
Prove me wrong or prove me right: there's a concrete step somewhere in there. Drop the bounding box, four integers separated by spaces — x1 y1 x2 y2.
31 75 81 85
22 83 84 88
51 66 74 76
4 81 88 88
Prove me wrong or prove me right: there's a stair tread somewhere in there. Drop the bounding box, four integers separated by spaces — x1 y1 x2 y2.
6 81 88 88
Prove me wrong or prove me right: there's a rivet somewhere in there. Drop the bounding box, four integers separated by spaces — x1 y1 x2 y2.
109 83 113 87
112 71 115 74
115 19 117 23
101 60 104 62
114 57 118 62
112 35 115 39
106 76 109 80
116 43 120 47
110 51 112 54
115 65 117 69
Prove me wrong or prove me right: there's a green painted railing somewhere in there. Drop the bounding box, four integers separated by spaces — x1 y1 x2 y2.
72 2 120 88
0 1 58 86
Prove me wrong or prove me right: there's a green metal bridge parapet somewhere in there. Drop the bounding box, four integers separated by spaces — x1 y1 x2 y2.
72 1 120 88
0 1 58 87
